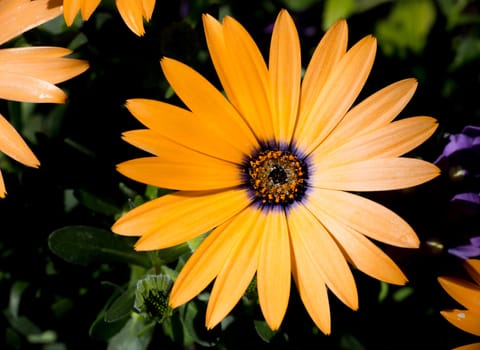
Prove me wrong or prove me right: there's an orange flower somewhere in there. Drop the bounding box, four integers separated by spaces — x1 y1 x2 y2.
0 0 89 197
63 0 156 36
112 10 440 332
439 259 480 350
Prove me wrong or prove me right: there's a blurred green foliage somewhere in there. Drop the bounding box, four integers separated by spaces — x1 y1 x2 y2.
1 0 480 349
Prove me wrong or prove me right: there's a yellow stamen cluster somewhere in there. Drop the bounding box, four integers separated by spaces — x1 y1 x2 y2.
246 149 307 205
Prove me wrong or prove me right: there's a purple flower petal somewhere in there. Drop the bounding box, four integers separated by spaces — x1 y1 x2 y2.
448 245 480 260
451 192 480 206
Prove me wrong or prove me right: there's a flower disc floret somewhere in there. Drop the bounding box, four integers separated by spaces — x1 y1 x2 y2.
245 149 308 205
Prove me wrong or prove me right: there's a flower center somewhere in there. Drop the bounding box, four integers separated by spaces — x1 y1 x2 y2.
246 149 308 205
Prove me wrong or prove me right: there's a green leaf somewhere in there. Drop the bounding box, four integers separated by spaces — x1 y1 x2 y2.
3 310 41 338
253 320 277 343
179 301 219 347
48 225 150 267
105 286 136 323
378 281 389 303
450 35 480 70
280 0 321 12
323 0 356 30
107 314 154 350
339 333 366 350
393 286 414 302
75 189 121 216
375 0 436 57
90 309 129 341
9 281 29 319
156 243 192 265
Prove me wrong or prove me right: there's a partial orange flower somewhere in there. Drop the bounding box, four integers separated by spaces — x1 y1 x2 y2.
439 259 480 350
0 0 89 197
63 0 156 36
112 10 440 333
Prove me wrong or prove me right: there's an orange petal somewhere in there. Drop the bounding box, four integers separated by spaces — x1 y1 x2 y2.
319 79 418 153
300 19 348 132
269 10 300 145
0 169 5 198
465 259 480 286
0 47 89 84
117 155 241 191
0 71 66 103
203 14 274 143
257 208 290 330
311 157 440 192
441 309 480 336
170 207 252 308
202 15 239 111
296 35 376 155
0 113 39 167
305 188 419 248
288 203 358 311
223 16 274 143
206 206 262 329
453 343 480 350
63 0 81 25
0 0 62 45
314 212 408 284
312 116 438 168
290 242 330 334
112 189 251 250
439 277 480 314
125 99 249 163
80 0 101 20
141 0 155 20
160 58 258 155
116 0 145 36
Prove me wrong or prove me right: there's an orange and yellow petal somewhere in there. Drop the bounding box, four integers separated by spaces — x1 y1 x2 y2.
169 208 252 308
63 0 101 25
465 259 480 286
0 113 39 168
268 10 300 145
0 47 89 103
206 205 263 329
291 243 330 334
312 116 438 169
0 169 5 198
257 208 290 330
299 19 347 130
318 79 418 154
202 14 274 143
306 188 419 248
295 35 376 155
441 309 480 336
288 203 358 312
125 99 251 164
454 343 480 350
0 0 62 46
160 58 259 154
0 47 89 85
112 189 251 250
311 157 440 192
0 71 67 103
116 0 152 36
314 211 407 284
117 155 241 191
439 277 480 313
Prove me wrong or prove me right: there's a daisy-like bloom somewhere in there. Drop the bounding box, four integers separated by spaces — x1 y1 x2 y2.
112 10 440 333
63 0 156 36
0 0 89 197
439 259 480 350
